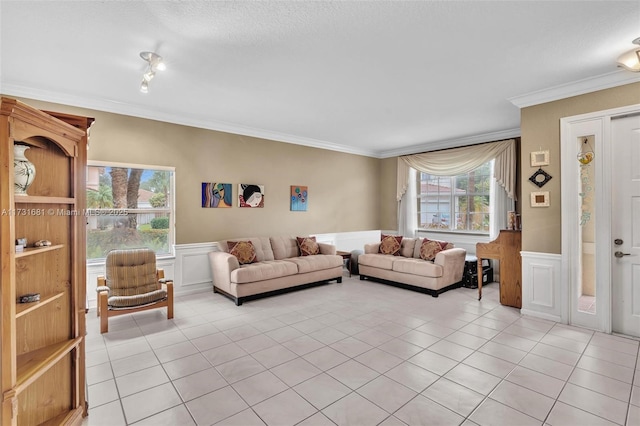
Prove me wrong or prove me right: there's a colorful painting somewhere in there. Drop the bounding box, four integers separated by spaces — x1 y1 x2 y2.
290 186 308 211
202 183 232 208
238 184 264 208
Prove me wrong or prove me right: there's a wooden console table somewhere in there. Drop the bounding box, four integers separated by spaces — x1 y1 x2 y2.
476 229 522 308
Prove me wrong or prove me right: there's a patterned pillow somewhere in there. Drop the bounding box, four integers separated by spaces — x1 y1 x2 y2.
228 240 257 264
419 238 453 261
296 236 319 256
379 234 403 255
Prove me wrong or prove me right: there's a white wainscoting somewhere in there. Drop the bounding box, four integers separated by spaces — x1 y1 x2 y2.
313 230 382 252
521 251 563 323
415 231 491 256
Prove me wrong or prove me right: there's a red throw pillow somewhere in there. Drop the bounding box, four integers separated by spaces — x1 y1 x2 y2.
419 238 452 261
380 234 403 255
228 240 257 264
297 236 319 256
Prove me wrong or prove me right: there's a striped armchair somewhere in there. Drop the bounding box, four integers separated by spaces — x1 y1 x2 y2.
97 248 174 333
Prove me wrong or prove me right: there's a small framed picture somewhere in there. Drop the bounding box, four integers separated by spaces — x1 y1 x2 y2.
530 191 550 207
530 150 550 167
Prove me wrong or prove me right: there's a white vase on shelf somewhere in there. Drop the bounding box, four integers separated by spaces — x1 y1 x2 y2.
14 143 36 195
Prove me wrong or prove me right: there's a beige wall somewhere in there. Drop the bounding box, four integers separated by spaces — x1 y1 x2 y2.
520 82 640 254
16 97 382 244
379 157 398 230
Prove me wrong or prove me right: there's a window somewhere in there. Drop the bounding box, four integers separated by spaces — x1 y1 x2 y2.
417 161 492 233
86 161 174 261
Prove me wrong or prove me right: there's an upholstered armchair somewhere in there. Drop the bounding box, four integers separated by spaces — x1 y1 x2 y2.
97 248 174 333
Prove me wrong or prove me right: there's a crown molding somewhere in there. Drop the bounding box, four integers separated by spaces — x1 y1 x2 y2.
377 128 521 158
1 83 381 158
509 70 640 109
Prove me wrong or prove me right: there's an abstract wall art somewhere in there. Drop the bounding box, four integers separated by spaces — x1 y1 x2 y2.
202 182 232 208
239 184 264 208
290 185 308 211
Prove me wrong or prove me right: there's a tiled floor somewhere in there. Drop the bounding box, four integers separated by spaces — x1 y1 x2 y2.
84 274 639 426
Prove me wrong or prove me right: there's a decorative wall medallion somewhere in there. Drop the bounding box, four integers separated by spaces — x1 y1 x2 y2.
528 168 552 188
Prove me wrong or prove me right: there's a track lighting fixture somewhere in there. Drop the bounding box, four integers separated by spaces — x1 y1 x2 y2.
139 51 165 93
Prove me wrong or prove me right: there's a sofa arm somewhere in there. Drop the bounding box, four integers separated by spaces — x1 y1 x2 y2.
318 243 336 255
434 248 466 284
364 243 380 254
208 251 239 293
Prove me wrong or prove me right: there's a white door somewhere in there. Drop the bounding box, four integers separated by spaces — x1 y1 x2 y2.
612 114 640 338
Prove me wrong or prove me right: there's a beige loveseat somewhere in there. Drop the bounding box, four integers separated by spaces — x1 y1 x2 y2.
358 237 466 297
208 236 343 305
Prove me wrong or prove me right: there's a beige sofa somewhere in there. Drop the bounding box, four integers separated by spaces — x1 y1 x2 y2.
208 236 343 305
358 237 466 297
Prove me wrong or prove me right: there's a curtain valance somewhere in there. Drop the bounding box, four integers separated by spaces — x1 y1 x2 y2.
397 139 516 200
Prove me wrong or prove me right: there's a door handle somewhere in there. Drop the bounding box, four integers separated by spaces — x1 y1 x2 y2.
614 251 631 258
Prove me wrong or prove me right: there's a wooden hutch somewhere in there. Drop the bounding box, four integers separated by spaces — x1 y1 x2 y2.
1 97 93 425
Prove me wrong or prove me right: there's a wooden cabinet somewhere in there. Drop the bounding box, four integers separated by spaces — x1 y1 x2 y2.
1 97 93 425
476 230 522 308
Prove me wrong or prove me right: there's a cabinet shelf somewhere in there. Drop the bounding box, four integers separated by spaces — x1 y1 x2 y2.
15 337 82 395
15 244 64 258
14 194 75 204
16 292 65 318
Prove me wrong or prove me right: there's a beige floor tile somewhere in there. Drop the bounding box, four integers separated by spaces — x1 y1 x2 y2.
253 389 317 426
322 392 389 426
294 373 352 410
505 366 565 399
569 367 632 402
133 404 196 425
559 383 629 425
394 394 464 426
327 359 379 390
173 367 229 402
489 380 554 421
462 351 516 378
185 385 249 425
444 363 502 395
422 378 484 417
121 382 182 424
469 398 540 426
385 361 439 393
357 375 417 413
232 370 288 406
546 401 618 426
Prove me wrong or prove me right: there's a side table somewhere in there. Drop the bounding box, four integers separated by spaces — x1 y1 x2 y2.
336 250 352 277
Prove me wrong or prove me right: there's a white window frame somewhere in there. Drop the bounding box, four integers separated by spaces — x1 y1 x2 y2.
86 160 175 263
416 161 493 235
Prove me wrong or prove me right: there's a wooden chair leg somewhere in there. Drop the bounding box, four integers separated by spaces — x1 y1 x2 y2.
166 281 174 320
98 291 109 333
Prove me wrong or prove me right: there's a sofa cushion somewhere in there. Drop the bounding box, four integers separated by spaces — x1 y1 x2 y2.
380 234 403 255
413 238 454 259
358 253 396 270
271 236 300 260
231 260 298 284
228 240 256 264
419 238 454 261
287 255 343 273
297 236 319 256
224 237 274 262
392 258 443 277
399 238 417 258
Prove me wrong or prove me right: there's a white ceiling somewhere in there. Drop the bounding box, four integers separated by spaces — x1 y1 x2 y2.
1 1 639 158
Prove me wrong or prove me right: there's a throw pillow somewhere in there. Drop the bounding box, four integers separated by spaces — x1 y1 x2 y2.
228 240 257 264
297 236 319 256
379 234 403 255
419 238 452 261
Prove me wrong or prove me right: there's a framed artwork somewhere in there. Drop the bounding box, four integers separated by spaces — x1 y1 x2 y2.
290 186 308 211
202 182 232 208
530 191 550 207
239 184 264 208
530 150 550 167
528 168 552 188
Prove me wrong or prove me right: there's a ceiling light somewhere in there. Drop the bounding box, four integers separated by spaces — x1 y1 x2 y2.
617 37 640 72
139 51 165 93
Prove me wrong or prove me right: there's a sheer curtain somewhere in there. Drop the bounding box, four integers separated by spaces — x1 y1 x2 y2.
396 139 516 237
398 168 417 237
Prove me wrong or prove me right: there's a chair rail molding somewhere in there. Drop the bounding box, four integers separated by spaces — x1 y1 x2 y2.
521 251 563 323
